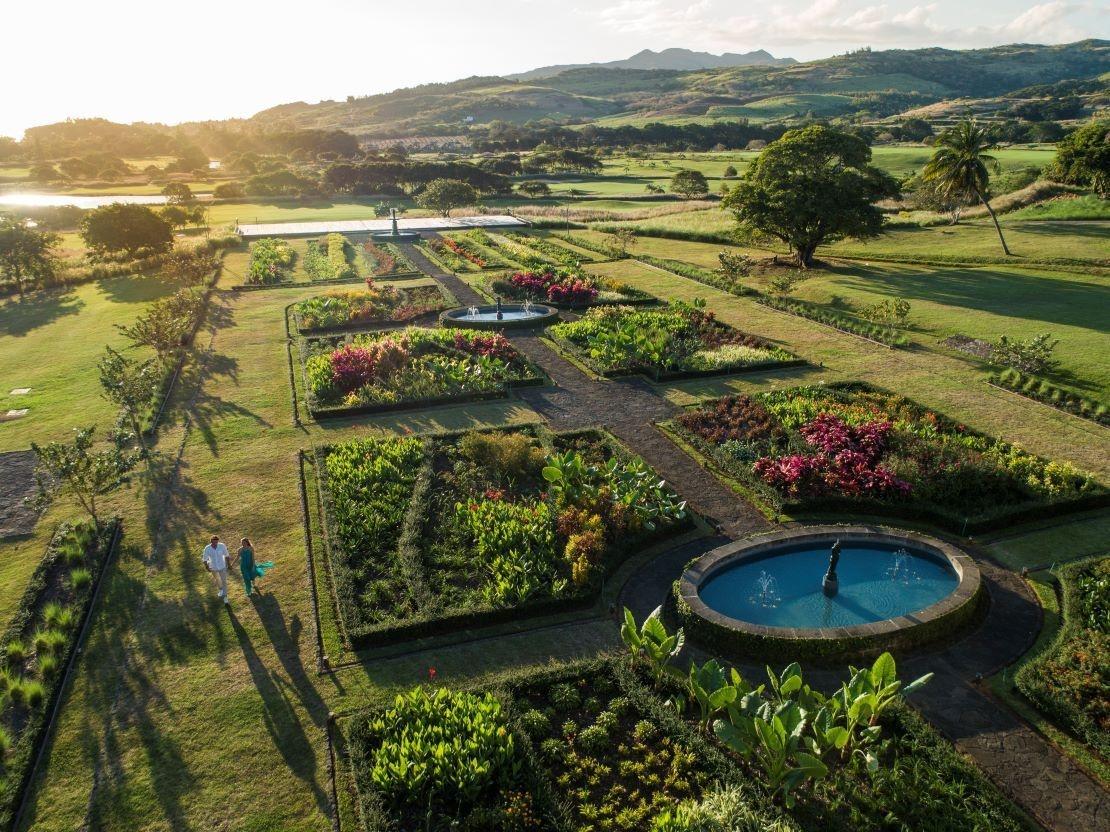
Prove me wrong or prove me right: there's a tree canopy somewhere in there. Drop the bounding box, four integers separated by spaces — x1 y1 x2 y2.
669 169 709 199
722 125 897 267
415 179 478 217
80 204 173 257
0 217 60 297
1049 120 1108 196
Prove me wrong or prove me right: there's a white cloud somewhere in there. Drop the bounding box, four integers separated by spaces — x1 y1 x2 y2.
592 0 1100 53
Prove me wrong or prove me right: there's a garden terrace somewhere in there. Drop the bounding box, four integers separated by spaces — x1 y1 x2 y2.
548 302 801 381
291 284 449 334
340 656 1033 832
312 426 691 650
664 382 1107 533
490 267 657 310
298 326 545 418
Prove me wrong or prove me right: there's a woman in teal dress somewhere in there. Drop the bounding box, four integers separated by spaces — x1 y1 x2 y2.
238 537 274 596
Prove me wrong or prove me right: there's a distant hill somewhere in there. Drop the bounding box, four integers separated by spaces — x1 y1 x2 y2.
245 40 1109 139
507 47 796 81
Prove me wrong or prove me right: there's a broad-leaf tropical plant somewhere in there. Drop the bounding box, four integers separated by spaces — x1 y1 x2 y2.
620 605 684 686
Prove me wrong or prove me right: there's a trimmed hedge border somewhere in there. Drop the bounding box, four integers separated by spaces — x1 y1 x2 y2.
313 427 693 652
1015 556 1110 760
674 525 985 664
6 519 121 832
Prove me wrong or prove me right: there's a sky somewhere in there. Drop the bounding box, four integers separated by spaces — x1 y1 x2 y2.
3 0 1107 138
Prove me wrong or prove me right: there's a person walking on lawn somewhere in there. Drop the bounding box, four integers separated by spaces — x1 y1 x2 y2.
202 534 232 605
238 537 274 597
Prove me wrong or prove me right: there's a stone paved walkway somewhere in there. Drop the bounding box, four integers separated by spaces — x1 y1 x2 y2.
403 246 1108 832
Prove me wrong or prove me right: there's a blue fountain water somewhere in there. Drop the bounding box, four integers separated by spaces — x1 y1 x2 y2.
699 542 958 629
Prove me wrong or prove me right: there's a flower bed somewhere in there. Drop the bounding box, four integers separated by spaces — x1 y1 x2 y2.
989 368 1109 426
491 267 655 309
343 652 1029 832
246 237 295 284
1016 556 1110 760
300 327 544 417
504 233 583 267
303 233 358 281
0 520 119 830
666 382 1106 532
361 240 417 276
314 427 690 649
548 302 800 380
292 285 446 333
427 235 506 271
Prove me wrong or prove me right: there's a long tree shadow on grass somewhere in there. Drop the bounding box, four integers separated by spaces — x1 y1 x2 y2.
228 608 331 817
831 265 1110 334
0 289 84 337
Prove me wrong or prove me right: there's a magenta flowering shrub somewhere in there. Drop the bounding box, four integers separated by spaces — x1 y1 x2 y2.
329 338 411 392
754 414 910 498
508 270 599 305
800 413 892 463
330 345 377 392
453 332 518 363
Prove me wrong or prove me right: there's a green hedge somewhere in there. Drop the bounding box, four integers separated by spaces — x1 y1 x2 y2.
1016 556 1110 759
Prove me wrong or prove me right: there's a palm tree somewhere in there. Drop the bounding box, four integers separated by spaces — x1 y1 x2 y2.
923 120 1011 256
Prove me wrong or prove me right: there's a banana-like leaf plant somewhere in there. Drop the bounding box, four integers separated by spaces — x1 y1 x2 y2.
620 605 685 686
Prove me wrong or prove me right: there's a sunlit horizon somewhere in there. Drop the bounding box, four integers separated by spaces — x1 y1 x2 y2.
4 0 1107 139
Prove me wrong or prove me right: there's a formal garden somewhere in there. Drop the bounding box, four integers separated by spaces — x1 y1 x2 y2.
548 302 800 380
299 327 545 416
664 382 1106 532
313 427 688 650
0 110 1106 832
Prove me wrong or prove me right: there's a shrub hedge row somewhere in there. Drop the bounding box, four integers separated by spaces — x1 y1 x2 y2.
989 368 1109 426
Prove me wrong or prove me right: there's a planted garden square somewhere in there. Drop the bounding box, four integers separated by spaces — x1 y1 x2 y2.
548 301 801 381
299 326 544 417
292 283 448 333
491 266 656 309
666 382 1106 531
314 427 690 649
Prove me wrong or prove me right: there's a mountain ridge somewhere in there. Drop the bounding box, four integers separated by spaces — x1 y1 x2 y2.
507 47 797 81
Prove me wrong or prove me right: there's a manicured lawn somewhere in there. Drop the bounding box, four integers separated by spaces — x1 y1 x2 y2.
0 274 176 451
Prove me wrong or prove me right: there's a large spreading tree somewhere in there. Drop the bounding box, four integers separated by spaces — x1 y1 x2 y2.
0 216 60 298
415 178 478 217
669 169 709 199
80 203 173 257
1049 120 1108 196
723 125 898 267
923 120 1011 255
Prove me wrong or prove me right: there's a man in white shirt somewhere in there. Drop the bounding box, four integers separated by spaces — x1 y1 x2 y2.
202 535 231 605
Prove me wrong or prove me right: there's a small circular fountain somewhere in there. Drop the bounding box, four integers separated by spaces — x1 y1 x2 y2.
676 525 981 660
441 297 559 330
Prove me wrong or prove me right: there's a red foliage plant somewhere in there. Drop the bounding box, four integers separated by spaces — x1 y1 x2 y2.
452 332 518 363
678 395 785 445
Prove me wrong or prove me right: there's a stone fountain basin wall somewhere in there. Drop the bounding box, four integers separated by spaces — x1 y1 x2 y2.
674 524 983 663
440 304 560 330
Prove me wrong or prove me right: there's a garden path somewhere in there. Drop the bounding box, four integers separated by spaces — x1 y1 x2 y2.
401 245 1110 832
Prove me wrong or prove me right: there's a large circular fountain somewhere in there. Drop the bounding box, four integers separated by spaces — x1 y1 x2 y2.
676 525 981 660
441 298 559 330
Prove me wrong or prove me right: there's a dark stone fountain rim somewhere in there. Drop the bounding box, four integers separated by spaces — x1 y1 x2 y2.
440 303 560 330
678 524 981 642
